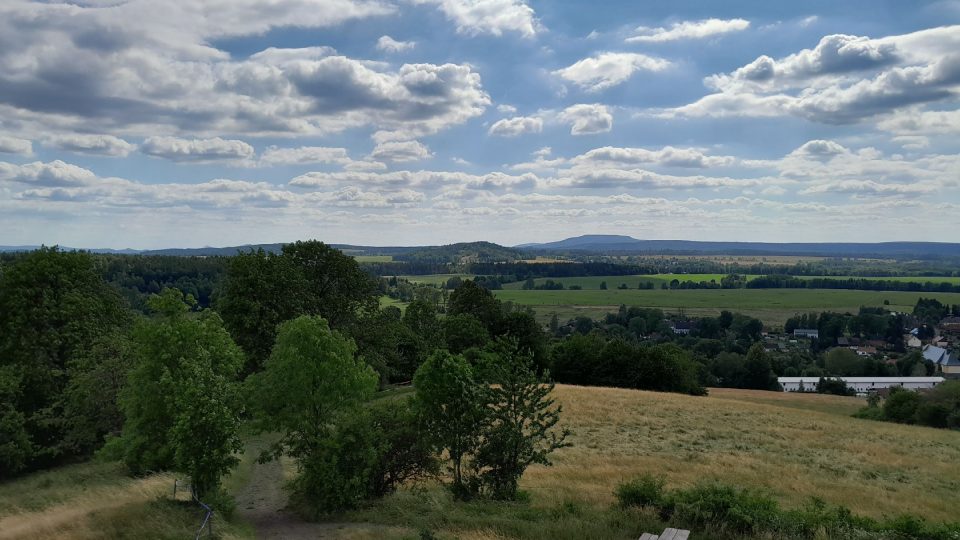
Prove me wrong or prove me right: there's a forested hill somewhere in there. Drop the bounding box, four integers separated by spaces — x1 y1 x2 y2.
519 236 960 258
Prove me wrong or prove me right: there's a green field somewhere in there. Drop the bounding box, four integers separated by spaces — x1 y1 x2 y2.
502 274 759 290
353 255 394 263
494 288 960 327
396 274 469 285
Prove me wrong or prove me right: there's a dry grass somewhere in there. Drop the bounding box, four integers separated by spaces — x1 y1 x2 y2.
0 462 252 540
520 385 960 521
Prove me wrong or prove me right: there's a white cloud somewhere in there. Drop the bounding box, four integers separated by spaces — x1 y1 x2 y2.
290 169 538 191
573 146 737 168
0 160 97 187
48 134 136 157
877 107 960 135
667 26 960 124
259 146 350 166
369 140 433 162
488 116 543 137
554 52 670 91
412 0 539 38
799 179 936 196
377 35 416 53
0 135 32 155
627 18 750 43
0 2 488 141
558 104 613 135
496 104 518 114
141 136 255 163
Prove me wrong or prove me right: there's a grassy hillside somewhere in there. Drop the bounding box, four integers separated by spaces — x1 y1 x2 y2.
347 385 960 539
494 288 960 326
0 461 252 540
4 386 959 539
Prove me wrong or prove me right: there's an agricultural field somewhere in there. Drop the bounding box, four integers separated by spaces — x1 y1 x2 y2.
352 255 394 263
502 274 757 290
396 274 470 286
494 288 960 327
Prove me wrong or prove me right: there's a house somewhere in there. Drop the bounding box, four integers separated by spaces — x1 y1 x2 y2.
670 321 695 335
924 344 960 377
778 376 945 394
794 328 819 339
854 346 877 356
904 334 922 348
837 337 850 346
940 316 960 333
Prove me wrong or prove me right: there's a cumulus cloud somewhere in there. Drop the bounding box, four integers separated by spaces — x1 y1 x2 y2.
665 25 960 124
554 52 670 92
259 146 350 166
377 35 416 53
290 169 538 191
558 104 613 135
0 2 488 141
369 140 433 162
141 136 255 163
554 168 760 190
626 18 750 43
488 116 543 137
412 0 539 38
0 160 97 187
0 135 32 155
573 146 737 168
48 134 136 157
799 179 936 196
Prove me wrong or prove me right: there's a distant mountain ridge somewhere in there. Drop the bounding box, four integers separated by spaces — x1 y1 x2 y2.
517 235 960 258
4 236 960 258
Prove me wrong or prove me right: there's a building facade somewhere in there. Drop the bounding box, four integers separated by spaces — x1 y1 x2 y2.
778 376 945 394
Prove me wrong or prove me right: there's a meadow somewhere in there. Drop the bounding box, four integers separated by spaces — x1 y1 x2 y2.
494 288 960 327
4 386 959 539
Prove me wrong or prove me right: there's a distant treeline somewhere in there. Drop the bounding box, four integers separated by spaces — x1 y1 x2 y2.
746 274 960 293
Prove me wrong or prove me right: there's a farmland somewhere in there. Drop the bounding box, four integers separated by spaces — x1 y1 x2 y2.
494 288 960 326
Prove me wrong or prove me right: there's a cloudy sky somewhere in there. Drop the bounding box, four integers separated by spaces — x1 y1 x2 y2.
1 0 959 249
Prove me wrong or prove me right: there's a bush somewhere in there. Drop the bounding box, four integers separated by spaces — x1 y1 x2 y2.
883 388 921 424
852 406 886 421
667 483 780 535
914 403 950 428
615 475 665 508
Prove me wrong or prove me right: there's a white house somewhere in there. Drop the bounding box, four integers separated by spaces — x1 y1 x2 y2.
793 328 819 339
904 334 922 348
778 376 945 393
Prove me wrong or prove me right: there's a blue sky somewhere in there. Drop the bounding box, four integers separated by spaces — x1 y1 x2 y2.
0 0 958 248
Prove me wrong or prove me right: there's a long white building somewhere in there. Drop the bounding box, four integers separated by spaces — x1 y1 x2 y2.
778 376 945 393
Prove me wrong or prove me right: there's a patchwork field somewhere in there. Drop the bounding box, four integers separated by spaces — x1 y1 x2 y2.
494 288 960 327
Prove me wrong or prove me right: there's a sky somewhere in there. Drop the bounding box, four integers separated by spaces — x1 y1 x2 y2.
1 0 959 249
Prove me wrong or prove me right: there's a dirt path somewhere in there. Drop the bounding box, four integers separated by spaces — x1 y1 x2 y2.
233 443 394 539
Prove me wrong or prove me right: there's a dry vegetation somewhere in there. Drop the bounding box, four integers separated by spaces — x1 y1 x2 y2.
4 386 958 539
522 385 960 521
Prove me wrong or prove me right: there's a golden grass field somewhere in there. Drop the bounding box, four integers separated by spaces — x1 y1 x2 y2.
521 386 960 522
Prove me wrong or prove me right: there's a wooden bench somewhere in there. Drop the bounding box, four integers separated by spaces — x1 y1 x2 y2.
639 527 690 540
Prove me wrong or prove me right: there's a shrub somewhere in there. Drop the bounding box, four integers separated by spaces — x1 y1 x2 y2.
883 388 921 423
852 406 886 421
615 475 665 508
914 403 950 428
666 483 780 535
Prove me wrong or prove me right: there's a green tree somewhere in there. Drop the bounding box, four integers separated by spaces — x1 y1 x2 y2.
62 331 134 456
743 343 779 391
0 247 131 474
246 315 378 502
118 289 244 499
448 280 502 331
825 348 864 376
217 241 379 374
475 351 570 500
442 313 490 354
413 350 487 497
